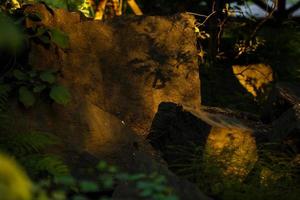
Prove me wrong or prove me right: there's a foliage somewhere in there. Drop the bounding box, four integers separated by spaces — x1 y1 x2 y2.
167 142 300 200
9 68 70 107
0 126 70 178
21 0 94 17
35 161 178 200
0 5 71 107
0 12 24 53
49 85 71 105
0 84 10 111
0 154 178 200
0 92 69 178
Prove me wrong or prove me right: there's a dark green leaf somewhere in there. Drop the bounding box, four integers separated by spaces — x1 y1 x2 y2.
0 84 11 94
127 173 146 181
108 166 118 173
0 13 24 52
19 86 35 107
13 69 28 80
40 71 56 83
33 85 47 93
55 176 76 186
102 176 114 188
97 161 108 171
140 189 153 197
51 191 66 200
40 0 69 10
49 85 71 105
49 28 69 49
79 181 99 192
29 70 37 78
72 195 88 200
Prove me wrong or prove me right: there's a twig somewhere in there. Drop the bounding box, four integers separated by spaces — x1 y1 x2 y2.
200 11 217 26
249 1 277 41
186 12 209 18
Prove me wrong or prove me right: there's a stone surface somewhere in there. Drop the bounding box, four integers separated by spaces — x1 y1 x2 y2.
147 102 269 179
272 104 300 141
232 63 273 98
25 4 200 136
9 5 206 199
262 82 300 122
271 104 300 153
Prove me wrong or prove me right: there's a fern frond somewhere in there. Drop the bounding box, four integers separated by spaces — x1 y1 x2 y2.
21 154 70 177
0 84 10 112
0 112 10 130
0 131 60 155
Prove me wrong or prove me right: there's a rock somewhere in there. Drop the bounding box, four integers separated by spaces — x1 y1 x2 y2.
232 63 273 99
262 82 300 122
271 104 300 150
275 82 300 105
147 102 271 180
24 4 201 135
7 5 206 199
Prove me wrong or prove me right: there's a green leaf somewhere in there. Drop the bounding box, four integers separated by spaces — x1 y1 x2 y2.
0 13 24 52
0 84 11 94
72 195 88 200
55 176 76 186
79 181 99 192
40 71 56 83
19 86 35 107
102 176 114 189
136 181 153 190
40 0 68 10
108 166 118 173
29 70 37 78
51 190 66 200
13 69 28 80
49 85 71 105
126 173 146 181
140 189 153 197
49 28 69 49
33 85 47 93
97 161 108 171
116 173 130 181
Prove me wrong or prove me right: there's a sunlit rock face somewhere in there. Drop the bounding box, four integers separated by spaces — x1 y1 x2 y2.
188 106 258 179
232 64 273 99
26 4 200 137
205 127 257 178
148 103 261 180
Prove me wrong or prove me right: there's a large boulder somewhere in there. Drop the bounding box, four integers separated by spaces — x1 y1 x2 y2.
262 82 300 122
271 103 300 157
25 4 201 136
232 63 273 99
8 5 206 199
147 102 270 180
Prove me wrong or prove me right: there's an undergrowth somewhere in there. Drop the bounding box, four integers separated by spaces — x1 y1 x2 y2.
166 142 300 200
0 85 69 178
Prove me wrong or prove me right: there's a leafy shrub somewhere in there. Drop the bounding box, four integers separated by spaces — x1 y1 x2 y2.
0 155 178 200
0 6 71 107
